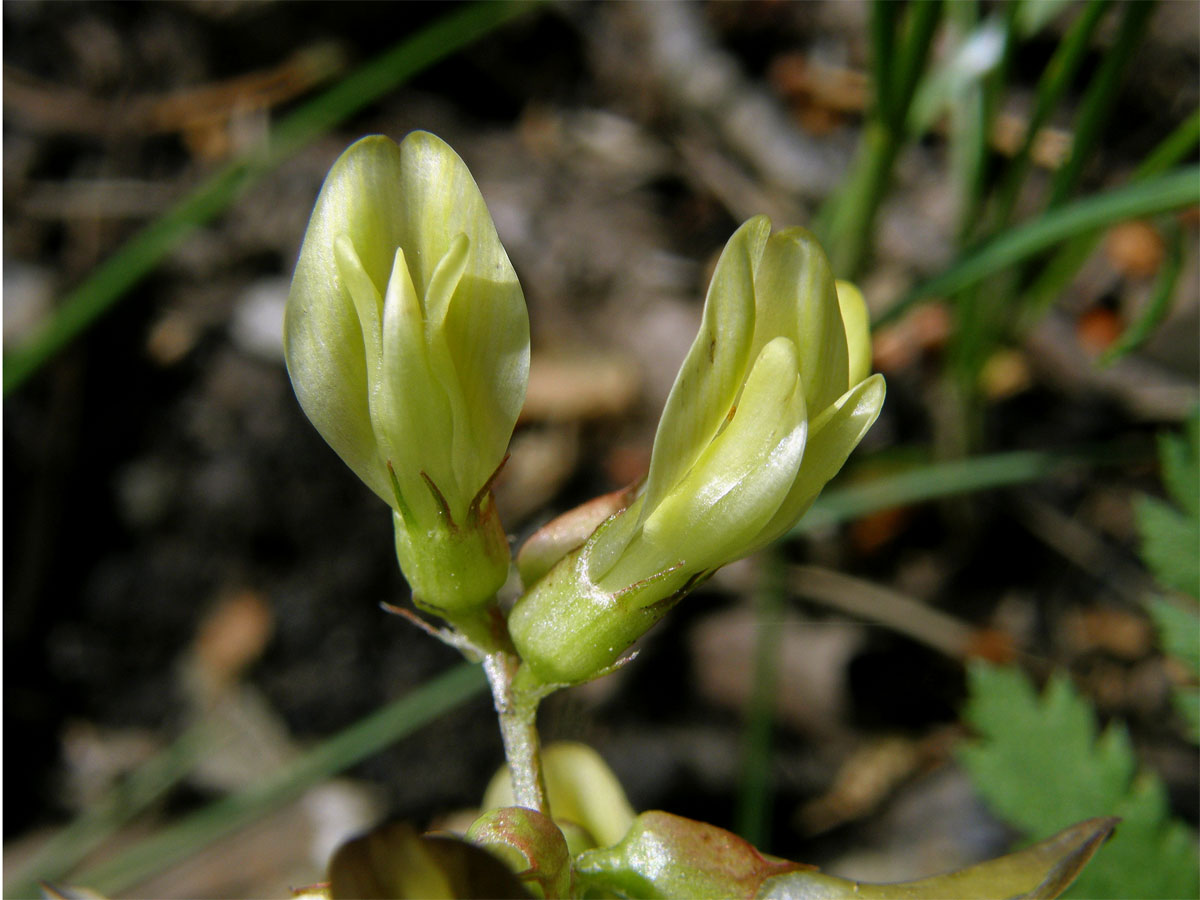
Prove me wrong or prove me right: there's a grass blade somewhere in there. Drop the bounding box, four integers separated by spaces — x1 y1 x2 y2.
1135 109 1200 180
4 723 210 897
1099 220 1185 366
735 551 786 850
820 0 943 277
992 0 1112 228
1045 0 1156 210
892 0 946 135
869 0 899 120
3 0 533 396
1020 112 1200 318
790 446 1138 536
63 663 486 898
879 165 1200 325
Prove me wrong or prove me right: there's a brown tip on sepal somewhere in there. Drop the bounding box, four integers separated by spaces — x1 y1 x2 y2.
468 454 511 525
418 470 457 529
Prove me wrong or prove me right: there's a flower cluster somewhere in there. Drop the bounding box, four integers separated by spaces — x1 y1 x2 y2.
286 134 884 682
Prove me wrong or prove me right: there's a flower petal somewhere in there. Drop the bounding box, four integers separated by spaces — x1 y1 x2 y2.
285 136 411 506
758 372 886 544
836 279 872 386
398 132 530 496
639 216 769 520
753 228 849 417
420 232 473 499
611 337 807 587
380 246 454 515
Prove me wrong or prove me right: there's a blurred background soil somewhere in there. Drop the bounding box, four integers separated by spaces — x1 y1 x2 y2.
4 1 1198 897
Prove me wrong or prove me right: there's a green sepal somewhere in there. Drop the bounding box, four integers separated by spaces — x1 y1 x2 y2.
573 811 811 899
507 526 692 686
516 485 639 589
326 821 529 899
573 812 1114 900
392 479 510 617
467 807 572 899
758 817 1118 899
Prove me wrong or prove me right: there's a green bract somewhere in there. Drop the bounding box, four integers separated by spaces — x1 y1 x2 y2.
285 133 529 617
510 217 885 685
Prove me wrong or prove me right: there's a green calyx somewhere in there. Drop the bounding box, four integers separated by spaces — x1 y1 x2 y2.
509 509 707 686
391 474 511 619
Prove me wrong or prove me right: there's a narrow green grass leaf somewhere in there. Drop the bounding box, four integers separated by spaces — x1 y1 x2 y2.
1135 109 1200 181
820 0 943 277
735 551 786 849
992 0 1112 228
1013 0 1082 37
891 0 946 135
4 723 210 897
879 166 1200 325
1022 112 1200 316
791 448 1082 535
3 0 534 396
1098 221 1183 366
69 663 486 897
869 0 899 121
1045 1 1156 210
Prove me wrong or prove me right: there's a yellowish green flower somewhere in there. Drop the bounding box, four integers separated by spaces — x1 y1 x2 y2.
285 132 529 617
510 217 885 684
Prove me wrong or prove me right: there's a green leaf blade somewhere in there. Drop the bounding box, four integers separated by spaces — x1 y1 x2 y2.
961 663 1200 899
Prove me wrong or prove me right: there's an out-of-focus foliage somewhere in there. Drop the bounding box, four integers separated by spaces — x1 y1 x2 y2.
1139 407 1200 741
960 664 1200 899
1138 410 1200 600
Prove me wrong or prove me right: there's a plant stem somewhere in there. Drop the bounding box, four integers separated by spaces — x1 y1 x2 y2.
483 653 549 815
736 550 786 848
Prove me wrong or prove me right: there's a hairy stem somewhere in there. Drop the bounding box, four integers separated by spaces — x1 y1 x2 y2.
483 652 549 814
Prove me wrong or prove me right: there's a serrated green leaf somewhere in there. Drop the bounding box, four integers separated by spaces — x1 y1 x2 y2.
1172 686 1200 744
1137 495 1200 599
961 663 1200 900
960 667 1134 835
1149 598 1200 676
1159 410 1200 519
1065 776 1199 900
